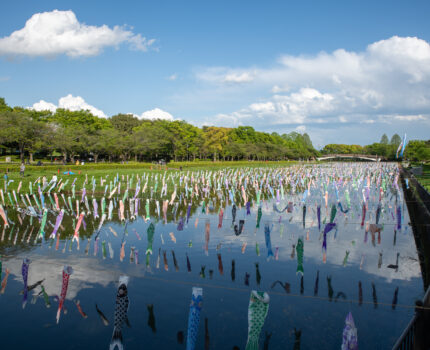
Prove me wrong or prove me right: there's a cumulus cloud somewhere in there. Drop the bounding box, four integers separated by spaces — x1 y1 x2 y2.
138 108 174 121
31 94 108 118
58 95 108 118
0 10 155 58
215 87 335 127
196 36 430 138
30 95 176 122
32 100 57 113
167 74 178 81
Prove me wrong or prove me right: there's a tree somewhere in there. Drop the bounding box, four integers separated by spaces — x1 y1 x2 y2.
390 134 402 146
203 126 230 161
110 114 141 134
164 120 202 161
302 133 314 149
380 134 389 144
404 140 430 161
132 121 172 161
0 97 328 162
0 111 46 162
0 97 12 112
51 125 86 163
97 128 122 162
49 109 111 133
41 123 60 161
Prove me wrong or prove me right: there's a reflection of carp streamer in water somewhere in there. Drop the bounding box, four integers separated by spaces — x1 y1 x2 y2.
0 163 418 349
296 238 304 275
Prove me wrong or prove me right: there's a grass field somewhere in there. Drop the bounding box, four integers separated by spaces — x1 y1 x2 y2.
416 164 430 192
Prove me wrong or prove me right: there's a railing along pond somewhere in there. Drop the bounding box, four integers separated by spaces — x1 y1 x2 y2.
393 167 430 349
392 287 430 350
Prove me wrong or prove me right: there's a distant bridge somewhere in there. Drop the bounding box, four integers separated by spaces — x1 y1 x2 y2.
317 154 382 162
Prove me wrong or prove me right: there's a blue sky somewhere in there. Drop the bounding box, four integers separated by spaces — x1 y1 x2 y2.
1 0 429 147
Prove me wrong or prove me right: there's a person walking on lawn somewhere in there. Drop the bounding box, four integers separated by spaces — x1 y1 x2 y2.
20 162 25 177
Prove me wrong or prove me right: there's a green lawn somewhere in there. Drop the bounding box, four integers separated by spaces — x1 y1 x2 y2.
416 164 430 192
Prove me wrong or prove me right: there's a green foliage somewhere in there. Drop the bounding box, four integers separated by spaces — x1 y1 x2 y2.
0 110 47 161
390 133 402 146
47 108 111 134
380 134 389 144
0 97 12 112
322 144 364 154
321 135 429 162
404 140 430 162
110 113 141 134
3 96 427 163
0 97 318 163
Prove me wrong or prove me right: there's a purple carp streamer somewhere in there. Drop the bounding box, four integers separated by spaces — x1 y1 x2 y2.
341 312 358 350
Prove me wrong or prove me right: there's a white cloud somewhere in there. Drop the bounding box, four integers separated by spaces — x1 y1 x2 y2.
394 114 426 121
58 94 108 118
0 10 155 58
271 84 290 93
214 87 335 127
7 254 119 300
223 72 254 84
32 100 57 113
138 108 174 121
30 96 176 122
196 68 255 85
31 94 108 118
195 36 430 137
249 102 275 113
167 74 178 81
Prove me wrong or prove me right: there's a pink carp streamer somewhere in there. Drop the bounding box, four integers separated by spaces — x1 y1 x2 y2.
205 220 210 256
56 266 73 324
72 212 85 249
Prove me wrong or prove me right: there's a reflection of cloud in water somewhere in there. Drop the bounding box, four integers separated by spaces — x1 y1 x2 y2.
2 167 421 301
6 254 136 299
219 198 420 283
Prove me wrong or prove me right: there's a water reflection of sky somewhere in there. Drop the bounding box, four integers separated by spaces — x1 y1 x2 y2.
0 166 424 349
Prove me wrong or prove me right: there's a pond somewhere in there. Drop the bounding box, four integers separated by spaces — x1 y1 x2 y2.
0 163 423 349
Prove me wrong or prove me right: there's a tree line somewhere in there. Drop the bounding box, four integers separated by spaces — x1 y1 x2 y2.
0 98 317 163
322 133 430 161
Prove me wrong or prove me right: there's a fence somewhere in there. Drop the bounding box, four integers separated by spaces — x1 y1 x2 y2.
392 168 430 349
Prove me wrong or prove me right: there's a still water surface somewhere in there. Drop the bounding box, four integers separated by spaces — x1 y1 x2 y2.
0 164 423 349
